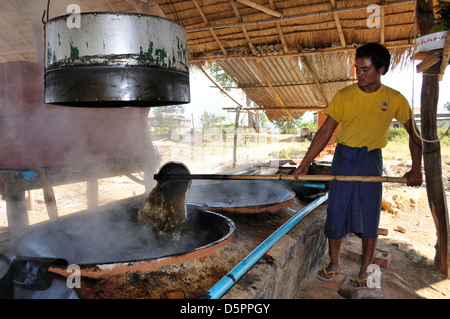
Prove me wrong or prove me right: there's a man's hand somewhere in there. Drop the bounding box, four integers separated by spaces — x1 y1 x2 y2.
402 119 422 187
403 169 423 187
293 116 339 182
293 161 310 182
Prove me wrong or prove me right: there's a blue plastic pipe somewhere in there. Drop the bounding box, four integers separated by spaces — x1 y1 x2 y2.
200 192 329 299
291 182 325 189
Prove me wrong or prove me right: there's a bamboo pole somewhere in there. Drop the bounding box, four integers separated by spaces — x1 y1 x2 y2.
235 0 283 18
154 173 407 183
189 41 414 63
187 0 414 33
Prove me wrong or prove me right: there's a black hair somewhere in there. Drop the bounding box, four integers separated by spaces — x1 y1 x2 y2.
356 43 391 75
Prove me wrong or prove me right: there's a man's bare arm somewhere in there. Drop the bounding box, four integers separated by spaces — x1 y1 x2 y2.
294 116 339 181
402 118 423 187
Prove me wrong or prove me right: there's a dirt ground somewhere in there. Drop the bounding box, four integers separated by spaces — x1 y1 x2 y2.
295 159 450 299
1 137 449 299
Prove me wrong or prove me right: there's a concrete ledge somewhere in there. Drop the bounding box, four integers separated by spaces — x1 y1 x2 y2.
223 203 328 299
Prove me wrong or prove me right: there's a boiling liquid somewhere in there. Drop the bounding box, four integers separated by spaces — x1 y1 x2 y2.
137 178 191 240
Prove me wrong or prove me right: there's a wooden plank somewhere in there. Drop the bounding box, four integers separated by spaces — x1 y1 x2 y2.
411 49 443 60
439 35 450 81
0 157 143 193
416 52 441 73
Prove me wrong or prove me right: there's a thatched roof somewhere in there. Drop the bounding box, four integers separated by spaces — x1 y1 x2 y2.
0 0 425 121
166 0 419 121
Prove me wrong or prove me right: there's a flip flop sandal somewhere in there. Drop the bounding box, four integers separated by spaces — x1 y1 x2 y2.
349 276 368 288
316 268 338 282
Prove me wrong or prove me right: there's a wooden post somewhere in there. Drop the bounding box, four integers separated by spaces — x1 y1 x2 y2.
43 186 58 219
417 0 450 277
233 107 241 168
26 190 35 211
86 178 99 209
421 63 450 277
5 189 29 237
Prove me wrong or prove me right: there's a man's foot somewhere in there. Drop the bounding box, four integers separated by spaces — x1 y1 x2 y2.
349 275 368 287
316 266 339 282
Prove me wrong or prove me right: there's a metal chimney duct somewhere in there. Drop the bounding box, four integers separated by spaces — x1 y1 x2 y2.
44 13 190 107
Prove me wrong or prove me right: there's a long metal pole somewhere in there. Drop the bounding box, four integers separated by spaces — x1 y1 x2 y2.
200 193 328 299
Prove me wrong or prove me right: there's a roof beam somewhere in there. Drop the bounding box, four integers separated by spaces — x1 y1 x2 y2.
189 40 414 63
235 0 283 18
223 106 326 111
186 0 414 33
329 0 346 48
299 56 328 105
229 0 257 55
222 78 355 89
269 0 288 54
200 66 244 109
380 3 386 44
254 60 295 121
191 0 228 55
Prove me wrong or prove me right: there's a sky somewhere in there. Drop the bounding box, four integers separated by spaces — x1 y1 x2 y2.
383 60 450 113
183 60 450 126
184 69 246 125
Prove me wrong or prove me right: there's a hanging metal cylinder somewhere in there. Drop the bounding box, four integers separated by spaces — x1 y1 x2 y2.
44 12 190 107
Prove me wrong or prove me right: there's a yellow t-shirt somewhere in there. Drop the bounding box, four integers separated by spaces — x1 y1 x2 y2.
325 83 412 151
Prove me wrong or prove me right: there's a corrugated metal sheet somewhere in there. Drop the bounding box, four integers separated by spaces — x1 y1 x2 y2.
218 52 354 121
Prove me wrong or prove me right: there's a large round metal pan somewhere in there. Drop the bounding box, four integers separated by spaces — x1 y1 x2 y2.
14 198 234 266
187 180 296 214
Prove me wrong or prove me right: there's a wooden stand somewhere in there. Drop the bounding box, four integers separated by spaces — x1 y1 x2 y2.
0 157 144 237
413 27 450 276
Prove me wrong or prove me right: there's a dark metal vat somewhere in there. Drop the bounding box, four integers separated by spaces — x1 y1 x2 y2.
44 13 190 107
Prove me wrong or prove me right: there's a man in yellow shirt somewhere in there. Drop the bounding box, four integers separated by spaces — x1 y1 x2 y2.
294 43 422 287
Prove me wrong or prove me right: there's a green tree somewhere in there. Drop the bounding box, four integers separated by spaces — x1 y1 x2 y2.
150 105 185 134
199 111 225 129
206 63 246 102
273 116 299 134
444 101 450 111
435 0 450 30
207 63 236 92
258 111 269 128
